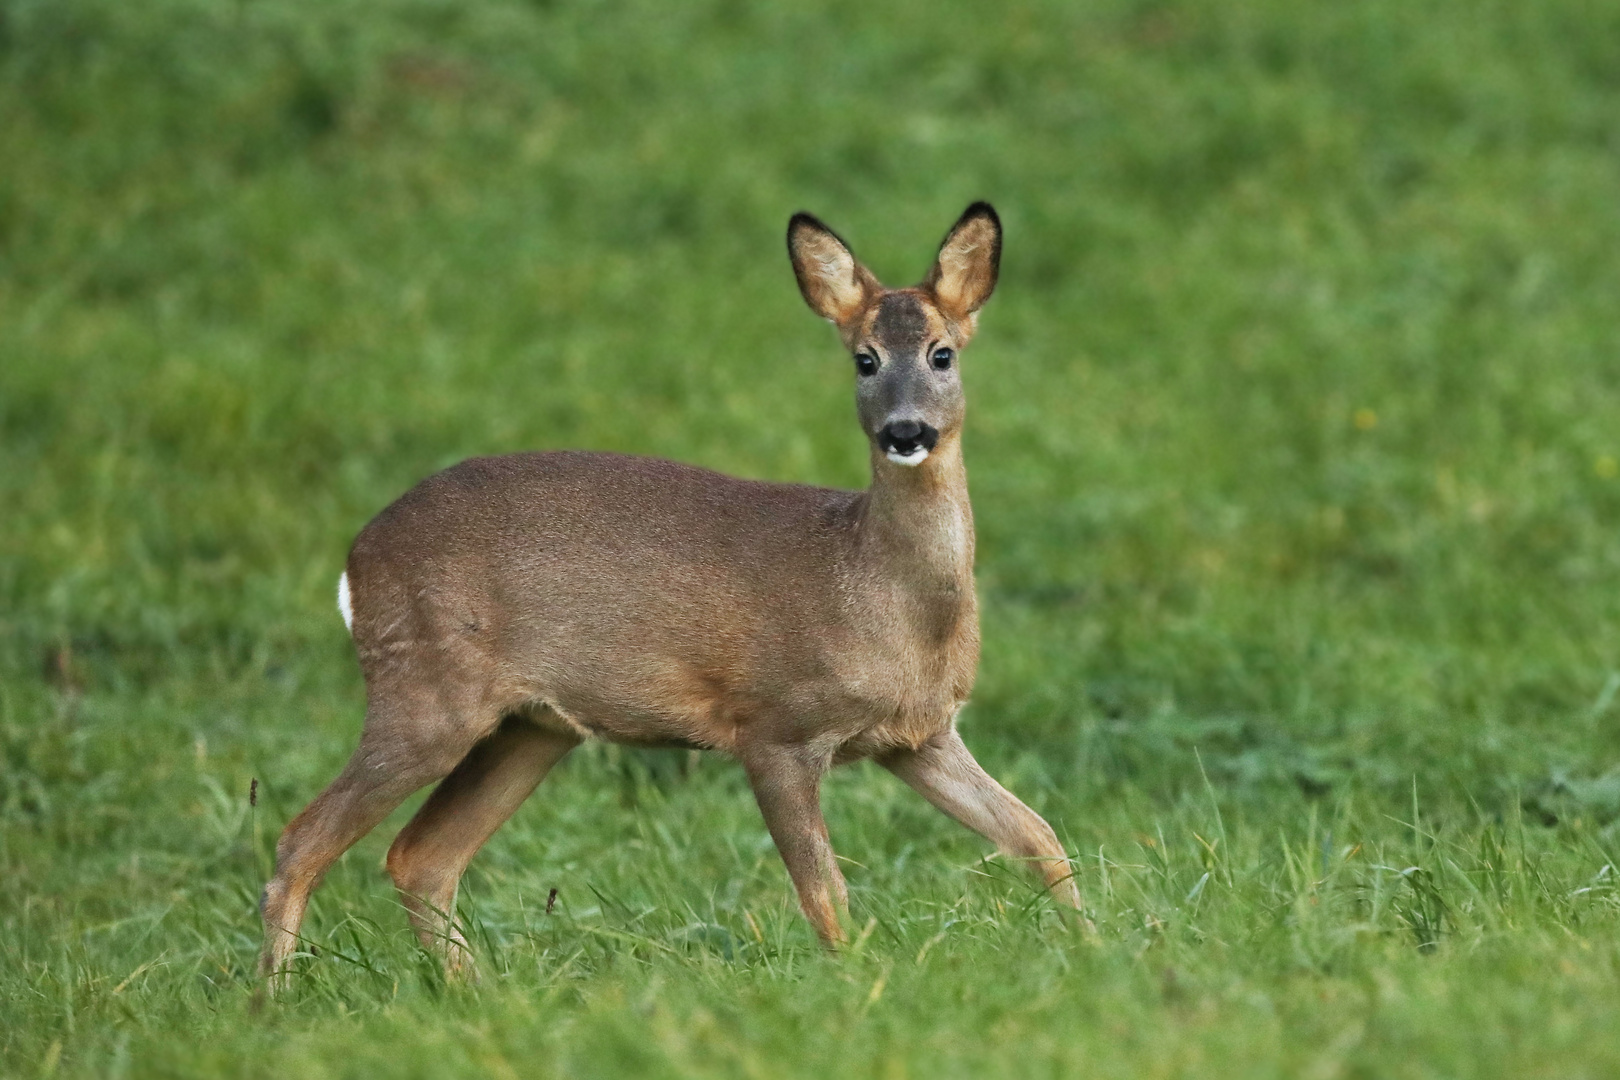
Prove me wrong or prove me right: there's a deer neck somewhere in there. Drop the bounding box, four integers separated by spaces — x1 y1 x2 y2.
856 437 975 599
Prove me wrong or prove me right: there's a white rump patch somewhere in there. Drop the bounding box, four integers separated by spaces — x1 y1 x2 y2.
337 571 354 632
885 447 930 467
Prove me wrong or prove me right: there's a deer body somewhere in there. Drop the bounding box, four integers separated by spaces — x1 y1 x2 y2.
260 204 1081 986
347 448 977 758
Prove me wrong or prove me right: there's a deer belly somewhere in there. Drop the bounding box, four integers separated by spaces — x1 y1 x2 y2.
530 656 768 753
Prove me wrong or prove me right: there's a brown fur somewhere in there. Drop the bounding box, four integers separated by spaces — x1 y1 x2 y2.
259 203 1083 988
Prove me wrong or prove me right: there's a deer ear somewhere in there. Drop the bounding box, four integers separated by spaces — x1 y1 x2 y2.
788 213 878 325
926 202 1001 320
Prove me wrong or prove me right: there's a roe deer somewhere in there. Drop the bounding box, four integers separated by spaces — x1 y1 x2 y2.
259 202 1083 986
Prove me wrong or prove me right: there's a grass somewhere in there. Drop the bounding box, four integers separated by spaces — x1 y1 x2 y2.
4 0 1620 1074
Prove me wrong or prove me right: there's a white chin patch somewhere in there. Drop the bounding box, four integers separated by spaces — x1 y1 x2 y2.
885 447 930 467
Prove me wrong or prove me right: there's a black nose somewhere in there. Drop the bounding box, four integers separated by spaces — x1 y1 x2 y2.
878 420 939 454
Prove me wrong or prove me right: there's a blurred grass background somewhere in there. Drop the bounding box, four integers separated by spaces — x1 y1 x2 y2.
3 0 1620 1075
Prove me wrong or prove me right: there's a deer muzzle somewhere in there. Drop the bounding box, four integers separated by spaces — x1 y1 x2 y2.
879 419 939 466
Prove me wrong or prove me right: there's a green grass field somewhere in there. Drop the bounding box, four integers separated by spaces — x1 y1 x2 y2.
5 0 1620 1074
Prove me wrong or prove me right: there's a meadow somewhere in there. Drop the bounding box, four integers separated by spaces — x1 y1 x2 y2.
4 0 1620 1074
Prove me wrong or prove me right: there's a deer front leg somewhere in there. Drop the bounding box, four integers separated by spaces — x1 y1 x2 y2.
880 730 1083 911
742 744 848 947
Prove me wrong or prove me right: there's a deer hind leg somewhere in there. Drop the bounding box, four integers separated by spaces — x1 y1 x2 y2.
742 744 848 947
258 685 497 990
880 730 1083 911
386 715 578 979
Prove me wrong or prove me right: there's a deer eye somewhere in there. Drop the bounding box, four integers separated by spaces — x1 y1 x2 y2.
855 353 878 377
931 347 955 370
